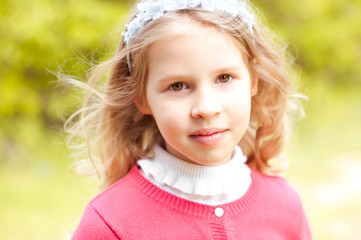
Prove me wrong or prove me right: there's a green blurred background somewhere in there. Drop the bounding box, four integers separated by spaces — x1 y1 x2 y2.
1 0 360 239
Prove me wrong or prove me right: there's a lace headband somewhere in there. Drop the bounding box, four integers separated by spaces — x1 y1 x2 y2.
122 0 255 45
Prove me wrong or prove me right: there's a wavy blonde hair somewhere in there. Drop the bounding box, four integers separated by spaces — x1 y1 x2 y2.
63 2 303 190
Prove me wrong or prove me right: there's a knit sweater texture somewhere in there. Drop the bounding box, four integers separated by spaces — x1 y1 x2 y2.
72 166 311 239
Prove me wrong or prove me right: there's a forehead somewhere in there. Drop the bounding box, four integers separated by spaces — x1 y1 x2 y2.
146 20 246 63
146 25 248 80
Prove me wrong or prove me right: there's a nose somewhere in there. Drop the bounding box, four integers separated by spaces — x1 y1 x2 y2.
191 89 222 119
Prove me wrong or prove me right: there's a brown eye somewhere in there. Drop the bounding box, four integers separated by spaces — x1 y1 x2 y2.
169 82 186 91
217 75 232 83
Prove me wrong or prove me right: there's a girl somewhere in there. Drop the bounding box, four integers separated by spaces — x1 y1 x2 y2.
68 0 312 239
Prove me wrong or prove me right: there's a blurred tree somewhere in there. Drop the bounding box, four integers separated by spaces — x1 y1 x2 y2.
0 0 128 163
1 0 360 164
255 0 361 86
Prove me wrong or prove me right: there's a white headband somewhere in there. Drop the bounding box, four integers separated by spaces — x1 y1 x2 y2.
122 0 255 45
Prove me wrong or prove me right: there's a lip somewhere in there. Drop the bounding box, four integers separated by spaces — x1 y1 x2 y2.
189 128 228 146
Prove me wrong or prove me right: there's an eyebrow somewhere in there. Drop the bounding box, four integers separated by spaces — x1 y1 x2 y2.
158 66 243 83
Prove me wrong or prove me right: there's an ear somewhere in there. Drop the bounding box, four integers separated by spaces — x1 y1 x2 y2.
250 72 258 97
249 59 258 97
134 97 152 115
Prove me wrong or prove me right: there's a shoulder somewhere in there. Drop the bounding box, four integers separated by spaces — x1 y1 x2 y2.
250 167 312 239
89 166 147 218
72 204 119 240
249 167 306 218
72 167 145 239
251 167 302 205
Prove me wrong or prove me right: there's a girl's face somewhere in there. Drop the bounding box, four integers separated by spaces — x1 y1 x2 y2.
141 25 257 166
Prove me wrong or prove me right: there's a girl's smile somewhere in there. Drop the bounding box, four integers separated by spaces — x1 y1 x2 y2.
189 128 228 147
141 23 258 166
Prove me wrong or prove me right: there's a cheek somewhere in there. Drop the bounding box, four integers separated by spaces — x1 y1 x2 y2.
224 86 252 111
150 103 186 131
224 88 252 125
229 101 251 123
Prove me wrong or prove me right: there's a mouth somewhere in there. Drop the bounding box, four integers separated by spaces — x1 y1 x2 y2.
189 128 228 146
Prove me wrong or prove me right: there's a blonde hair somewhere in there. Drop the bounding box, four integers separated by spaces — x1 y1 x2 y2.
64 2 303 190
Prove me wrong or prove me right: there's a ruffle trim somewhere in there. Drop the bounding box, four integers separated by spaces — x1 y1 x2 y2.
137 145 251 198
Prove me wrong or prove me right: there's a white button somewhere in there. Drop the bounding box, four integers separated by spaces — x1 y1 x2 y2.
214 207 224 217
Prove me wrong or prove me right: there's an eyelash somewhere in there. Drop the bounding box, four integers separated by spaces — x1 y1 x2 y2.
168 74 234 92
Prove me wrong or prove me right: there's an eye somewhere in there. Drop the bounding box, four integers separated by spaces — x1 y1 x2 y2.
217 74 233 83
169 82 187 91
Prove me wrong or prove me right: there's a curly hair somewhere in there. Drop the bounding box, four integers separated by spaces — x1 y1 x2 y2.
63 2 303 190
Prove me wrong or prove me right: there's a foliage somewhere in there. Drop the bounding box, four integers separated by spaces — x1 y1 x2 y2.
0 0 128 164
255 0 361 86
1 0 361 239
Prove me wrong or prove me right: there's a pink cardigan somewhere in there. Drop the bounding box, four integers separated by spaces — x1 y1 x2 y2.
72 166 312 239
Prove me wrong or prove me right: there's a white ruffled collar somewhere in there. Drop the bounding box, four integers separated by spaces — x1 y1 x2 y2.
137 144 251 205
